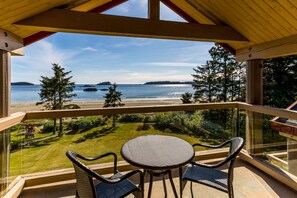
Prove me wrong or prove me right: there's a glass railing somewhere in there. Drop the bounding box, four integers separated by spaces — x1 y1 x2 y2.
1 102 297 196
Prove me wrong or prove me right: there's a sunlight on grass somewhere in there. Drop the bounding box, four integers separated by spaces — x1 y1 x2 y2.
10 123 202 176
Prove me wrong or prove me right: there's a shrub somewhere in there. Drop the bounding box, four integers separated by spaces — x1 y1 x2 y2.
42 122 57 133
118 114 144 123
136 123 151 131
69 117 102 132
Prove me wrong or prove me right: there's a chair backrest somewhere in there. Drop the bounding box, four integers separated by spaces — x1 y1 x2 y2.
229 137 245 159
227 137 245 184
66 151 97 198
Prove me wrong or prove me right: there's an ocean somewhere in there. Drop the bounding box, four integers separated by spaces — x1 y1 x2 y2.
11 84 194 103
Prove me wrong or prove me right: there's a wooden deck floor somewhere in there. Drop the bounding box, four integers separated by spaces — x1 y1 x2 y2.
19 160 297 198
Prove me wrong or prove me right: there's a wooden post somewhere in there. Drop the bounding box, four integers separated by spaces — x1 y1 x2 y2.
0 50 10 196
288 138 297 176
148 0 160 20
246 59 263 154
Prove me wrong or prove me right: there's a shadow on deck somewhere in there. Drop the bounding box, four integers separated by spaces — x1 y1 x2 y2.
19 159 296 198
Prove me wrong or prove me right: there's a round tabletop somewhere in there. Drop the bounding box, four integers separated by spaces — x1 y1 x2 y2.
121 135 194 170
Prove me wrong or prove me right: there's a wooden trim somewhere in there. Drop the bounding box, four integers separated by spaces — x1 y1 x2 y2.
15 9 248 43
3 177 25 198
238 102 297 121
23 0 128 46
239 151 297 191
25 102 238 120
0 29 23 52
236 34 297 61
10 48 24 56
160 0 236 54
0 112 26 131
148 0 160 20
88 0 127 13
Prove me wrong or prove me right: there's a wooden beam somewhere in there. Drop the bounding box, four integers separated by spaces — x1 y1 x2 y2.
160 0 236 55
11 48 24 56
236 34 297 61
245 59 263 155
15 9 248 43
23 0 128 46
0 29 23 52
0 50 10 196
149 0 160 20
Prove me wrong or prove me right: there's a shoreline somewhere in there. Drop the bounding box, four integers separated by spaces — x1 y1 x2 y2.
10 98 182 113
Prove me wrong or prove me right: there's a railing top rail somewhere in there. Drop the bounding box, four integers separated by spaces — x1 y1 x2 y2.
2 102 297 131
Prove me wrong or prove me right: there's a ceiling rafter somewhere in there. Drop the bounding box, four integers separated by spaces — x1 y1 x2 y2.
161 0 236 55
23 0 127 46
15 8 248 43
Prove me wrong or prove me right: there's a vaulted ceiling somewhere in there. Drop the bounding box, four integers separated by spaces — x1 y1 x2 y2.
1 0 297 61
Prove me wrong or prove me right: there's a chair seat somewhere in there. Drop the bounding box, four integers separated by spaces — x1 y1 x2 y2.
183 165 228 192
95 173 139 198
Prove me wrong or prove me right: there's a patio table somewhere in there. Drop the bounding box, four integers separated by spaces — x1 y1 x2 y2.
121 135 194 198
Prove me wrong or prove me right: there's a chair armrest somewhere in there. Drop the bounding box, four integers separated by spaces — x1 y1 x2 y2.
77 152 117 174
192 140 230 149
97 170 143 185
190 160 225 169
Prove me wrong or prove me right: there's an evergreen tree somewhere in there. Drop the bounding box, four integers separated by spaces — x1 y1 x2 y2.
37 63 77 136
181 92 193 104
103 83 124 127
192 61 219 102
264 55 297 108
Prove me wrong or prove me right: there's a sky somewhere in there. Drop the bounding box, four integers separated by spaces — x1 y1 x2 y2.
11 0 214 84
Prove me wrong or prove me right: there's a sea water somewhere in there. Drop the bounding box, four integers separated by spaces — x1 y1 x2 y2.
11 84 194 103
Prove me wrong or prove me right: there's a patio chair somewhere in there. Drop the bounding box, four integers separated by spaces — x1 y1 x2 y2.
66 150 144 198
182 137 245 198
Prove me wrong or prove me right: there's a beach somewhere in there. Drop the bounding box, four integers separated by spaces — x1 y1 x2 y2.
10 98 182 113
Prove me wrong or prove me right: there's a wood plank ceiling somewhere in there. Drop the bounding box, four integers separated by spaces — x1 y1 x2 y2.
1 0 297 60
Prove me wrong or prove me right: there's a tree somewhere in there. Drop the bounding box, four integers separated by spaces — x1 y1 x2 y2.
264 55 297 108
103 83 124 127
181 92 193 104
37 63 77 136
192 61 219 102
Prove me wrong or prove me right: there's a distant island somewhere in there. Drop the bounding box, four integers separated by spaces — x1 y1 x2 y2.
81 85 96 87
83 88 97 92
11 82 34 85
97 81 111 85
144 81 193 85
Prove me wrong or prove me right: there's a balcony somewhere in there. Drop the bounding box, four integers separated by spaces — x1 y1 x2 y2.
2 102 297 197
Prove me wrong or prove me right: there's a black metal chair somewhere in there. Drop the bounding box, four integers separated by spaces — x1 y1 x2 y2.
182 137 245 198
66 150 144 198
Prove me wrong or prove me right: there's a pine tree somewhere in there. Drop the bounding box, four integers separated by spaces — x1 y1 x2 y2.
192 61 219 102
264 55 297 108
181 92 193 104
103 83 124 127
37 63 77 136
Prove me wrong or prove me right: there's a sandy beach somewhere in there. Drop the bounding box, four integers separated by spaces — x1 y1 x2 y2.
10 98 182 113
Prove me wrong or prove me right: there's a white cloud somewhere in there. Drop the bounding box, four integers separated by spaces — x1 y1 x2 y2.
11 40 80 83
81 47 98 52
144 62 197 67
72 69 192 84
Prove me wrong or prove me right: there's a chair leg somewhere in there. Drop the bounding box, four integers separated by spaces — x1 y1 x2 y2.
162 175 167 197
190 182 194 198
148 171 154 198
228 185 234 198
168 170 178 198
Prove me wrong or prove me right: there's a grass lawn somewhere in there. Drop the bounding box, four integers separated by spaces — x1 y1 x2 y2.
10 123 202 176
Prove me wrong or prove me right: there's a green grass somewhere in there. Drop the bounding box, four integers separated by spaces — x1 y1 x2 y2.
10 123 202 176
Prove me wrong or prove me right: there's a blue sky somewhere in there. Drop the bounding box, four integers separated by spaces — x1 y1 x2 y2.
11 0 214 84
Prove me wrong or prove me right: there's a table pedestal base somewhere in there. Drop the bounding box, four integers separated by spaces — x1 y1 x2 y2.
145 169 178 198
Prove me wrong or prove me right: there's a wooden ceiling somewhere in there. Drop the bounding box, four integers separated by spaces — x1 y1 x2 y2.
1 0 297 61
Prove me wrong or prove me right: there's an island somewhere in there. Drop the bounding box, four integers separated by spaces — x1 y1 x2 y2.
11 82 34 85
97 81 111 85
83 88 98 92
80 85 96 87
144 81 193 85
